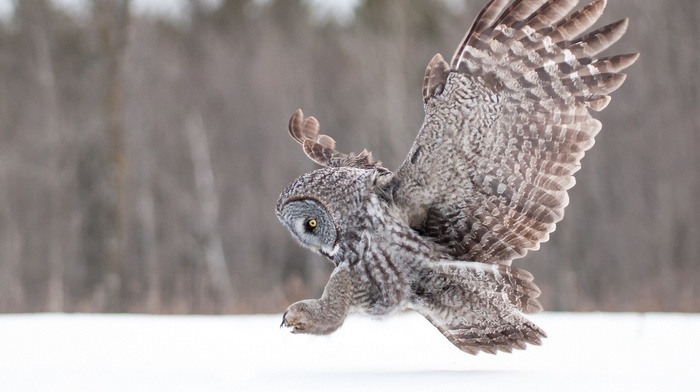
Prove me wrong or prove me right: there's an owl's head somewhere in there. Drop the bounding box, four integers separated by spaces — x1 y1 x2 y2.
276 167 373 259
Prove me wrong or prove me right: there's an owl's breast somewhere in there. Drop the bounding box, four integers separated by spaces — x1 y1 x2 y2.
338 195 441 316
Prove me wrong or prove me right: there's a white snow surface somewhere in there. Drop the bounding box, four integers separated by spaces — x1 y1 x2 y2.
0 312 698 391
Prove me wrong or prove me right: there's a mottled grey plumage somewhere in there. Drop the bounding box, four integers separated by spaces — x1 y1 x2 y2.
277 0 637 355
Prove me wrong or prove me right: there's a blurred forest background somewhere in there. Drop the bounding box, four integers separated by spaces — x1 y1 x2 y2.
0 0 697 314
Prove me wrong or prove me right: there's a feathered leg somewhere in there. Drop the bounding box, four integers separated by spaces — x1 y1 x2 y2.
281 265 354 335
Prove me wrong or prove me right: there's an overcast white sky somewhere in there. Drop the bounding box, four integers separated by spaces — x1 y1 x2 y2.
0 0 362 21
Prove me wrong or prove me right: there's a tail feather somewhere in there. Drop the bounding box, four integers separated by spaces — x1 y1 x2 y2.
410 261 545 355
423 312 546 355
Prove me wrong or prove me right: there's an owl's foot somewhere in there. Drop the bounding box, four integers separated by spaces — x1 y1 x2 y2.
281 302 312 334
280 311 308 333
280 298 346 335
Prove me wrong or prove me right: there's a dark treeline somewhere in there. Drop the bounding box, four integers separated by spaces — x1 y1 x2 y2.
0 0 697 314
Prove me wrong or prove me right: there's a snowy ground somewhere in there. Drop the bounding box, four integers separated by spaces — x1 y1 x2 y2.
0 312 698 391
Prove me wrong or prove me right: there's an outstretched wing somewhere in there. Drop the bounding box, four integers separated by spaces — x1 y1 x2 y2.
391 0 638 264
288 109 385 170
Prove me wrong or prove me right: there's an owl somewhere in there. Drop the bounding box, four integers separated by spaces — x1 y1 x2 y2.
276 0 637 354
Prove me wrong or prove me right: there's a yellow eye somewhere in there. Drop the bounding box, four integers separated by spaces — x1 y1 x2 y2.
305 218 318 230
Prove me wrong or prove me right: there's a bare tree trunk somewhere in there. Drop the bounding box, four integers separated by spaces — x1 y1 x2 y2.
131 122 160 312
17 0 68 311
183 1 235 311
95 0 131 311
0 179 24 311
185 112 234 309
135 143 160 312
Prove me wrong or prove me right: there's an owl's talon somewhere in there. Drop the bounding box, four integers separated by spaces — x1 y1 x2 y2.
280 311 288 329
281 311 300 332
281 302 313 333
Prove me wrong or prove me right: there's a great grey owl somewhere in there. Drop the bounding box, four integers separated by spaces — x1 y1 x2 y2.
276 0 637 355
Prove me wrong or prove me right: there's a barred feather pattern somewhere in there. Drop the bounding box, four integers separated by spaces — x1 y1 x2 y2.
288 109 384 170
409 262 545 354
277 0 637 356
394 0 638 265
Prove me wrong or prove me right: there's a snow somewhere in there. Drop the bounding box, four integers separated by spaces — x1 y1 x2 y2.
0 312 698 391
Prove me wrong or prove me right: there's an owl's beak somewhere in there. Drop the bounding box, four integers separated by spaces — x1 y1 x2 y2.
319 249 333 260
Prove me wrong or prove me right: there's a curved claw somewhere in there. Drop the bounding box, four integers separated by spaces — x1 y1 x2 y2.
280 311 288 329
280 305 310 333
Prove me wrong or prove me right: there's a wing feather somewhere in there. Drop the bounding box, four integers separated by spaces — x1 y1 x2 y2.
390 0 637 264
287 109 386 170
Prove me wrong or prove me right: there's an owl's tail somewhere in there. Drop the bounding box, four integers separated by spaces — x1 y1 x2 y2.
409 261 546 355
